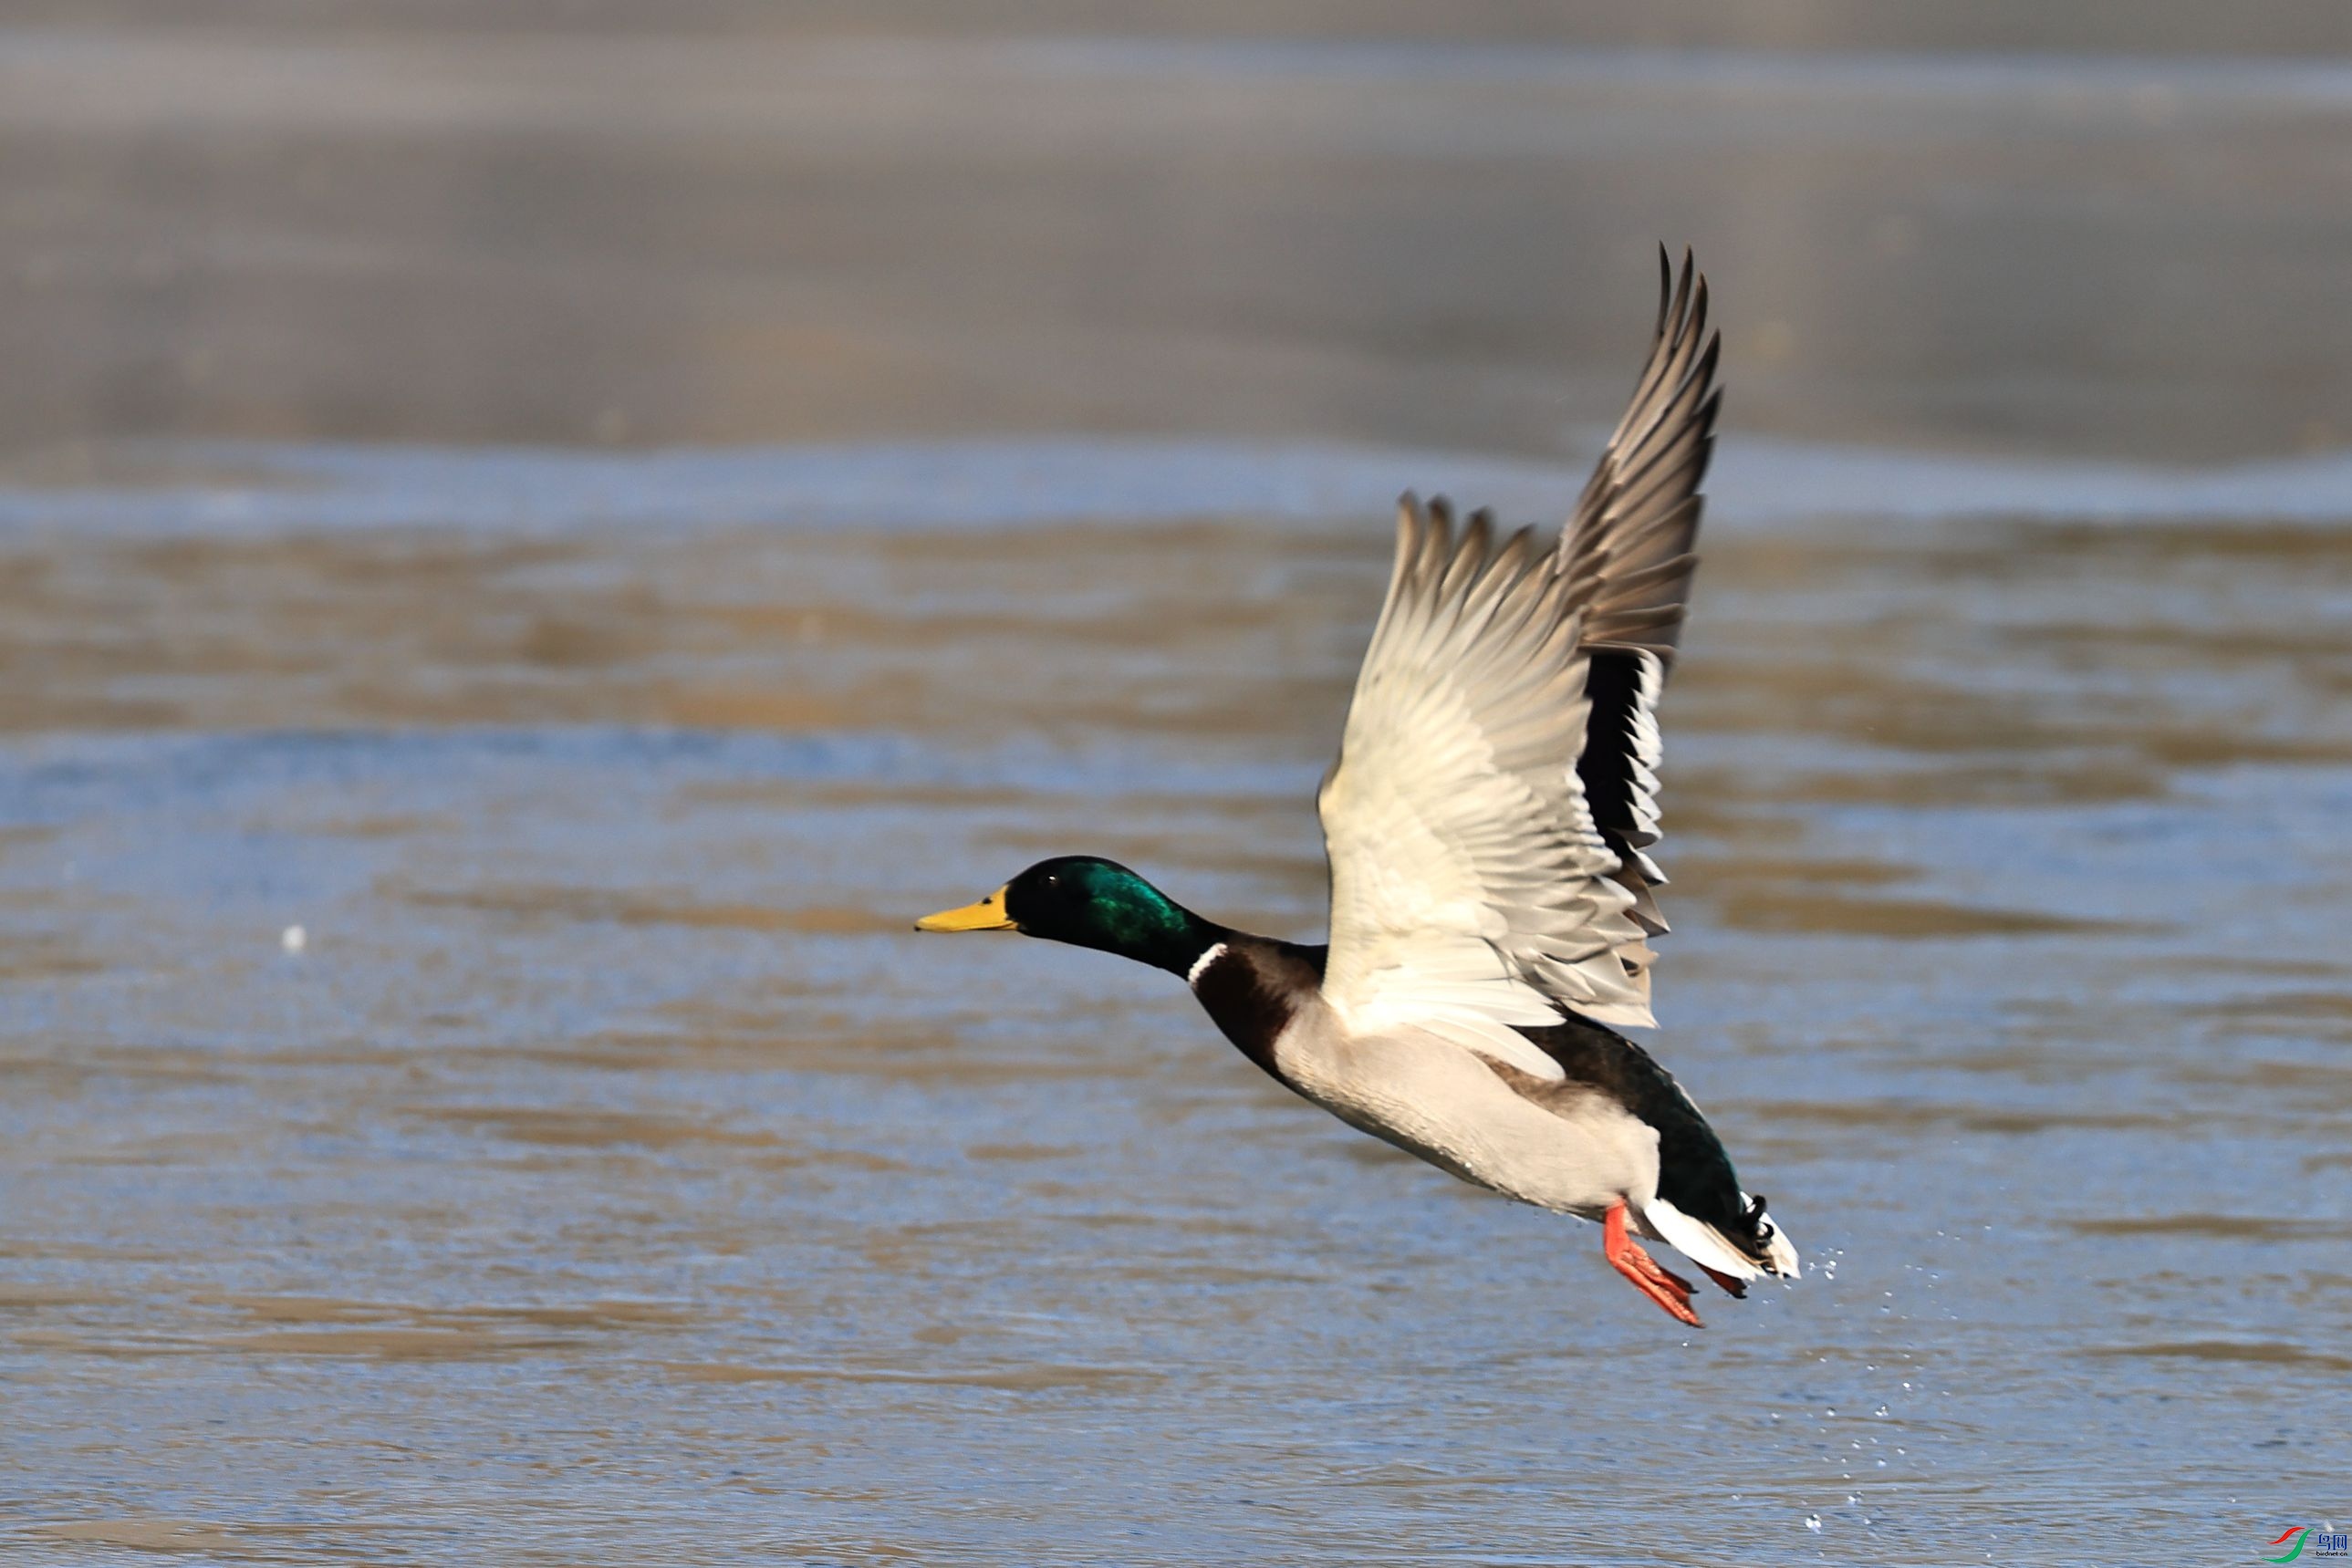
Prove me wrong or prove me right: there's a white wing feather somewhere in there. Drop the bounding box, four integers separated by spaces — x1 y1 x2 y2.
1317 499 1653 1079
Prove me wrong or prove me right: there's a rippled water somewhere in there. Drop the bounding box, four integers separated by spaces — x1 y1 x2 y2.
4 437 2347 1564
5 15 2352 1567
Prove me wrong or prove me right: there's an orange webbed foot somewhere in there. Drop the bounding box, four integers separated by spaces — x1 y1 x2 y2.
1604 1200 1702 1328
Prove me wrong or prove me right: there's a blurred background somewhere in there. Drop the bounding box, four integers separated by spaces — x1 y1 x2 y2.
8 1 2352 462
3 7 2349 1566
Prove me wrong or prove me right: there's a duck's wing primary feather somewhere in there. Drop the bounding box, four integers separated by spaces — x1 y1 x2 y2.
1316 497 1652 1079
1559 246 1720 661
1556 248 1722 1024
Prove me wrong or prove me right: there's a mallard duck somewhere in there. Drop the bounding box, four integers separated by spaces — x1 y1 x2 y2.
919 251 1796 1326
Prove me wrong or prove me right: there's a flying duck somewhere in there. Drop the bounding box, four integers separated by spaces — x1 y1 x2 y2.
919 251 1797 1326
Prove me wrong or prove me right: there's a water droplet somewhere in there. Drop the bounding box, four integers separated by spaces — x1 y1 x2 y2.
1805 1515 1823 1532
1875 1406 1889 1417
281 924 307 954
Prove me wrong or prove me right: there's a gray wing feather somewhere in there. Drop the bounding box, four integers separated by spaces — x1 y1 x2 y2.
1559 246 1721 660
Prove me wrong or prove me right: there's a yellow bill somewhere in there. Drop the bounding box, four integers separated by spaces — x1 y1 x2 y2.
914 886 1016 932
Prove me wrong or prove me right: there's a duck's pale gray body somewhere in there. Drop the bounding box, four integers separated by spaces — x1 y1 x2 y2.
1184 930 1787 1287
1275 1000 1658 1222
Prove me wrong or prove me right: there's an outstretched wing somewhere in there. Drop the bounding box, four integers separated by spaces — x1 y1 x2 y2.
1316 497 1652 1080
1317 252 1722 1046
1560 248 1721 1021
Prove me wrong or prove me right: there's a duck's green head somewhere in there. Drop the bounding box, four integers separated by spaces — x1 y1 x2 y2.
916 856 1216 975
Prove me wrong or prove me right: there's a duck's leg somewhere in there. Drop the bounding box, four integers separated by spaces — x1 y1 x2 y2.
1603 1200 1702 1327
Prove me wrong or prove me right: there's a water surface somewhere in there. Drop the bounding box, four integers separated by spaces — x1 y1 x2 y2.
4 436 2348 1565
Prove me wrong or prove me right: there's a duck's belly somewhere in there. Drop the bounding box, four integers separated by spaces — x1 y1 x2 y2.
1273 1018 1659 1220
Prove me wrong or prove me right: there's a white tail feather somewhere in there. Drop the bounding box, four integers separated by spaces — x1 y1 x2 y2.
1642 1194 1800 1281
